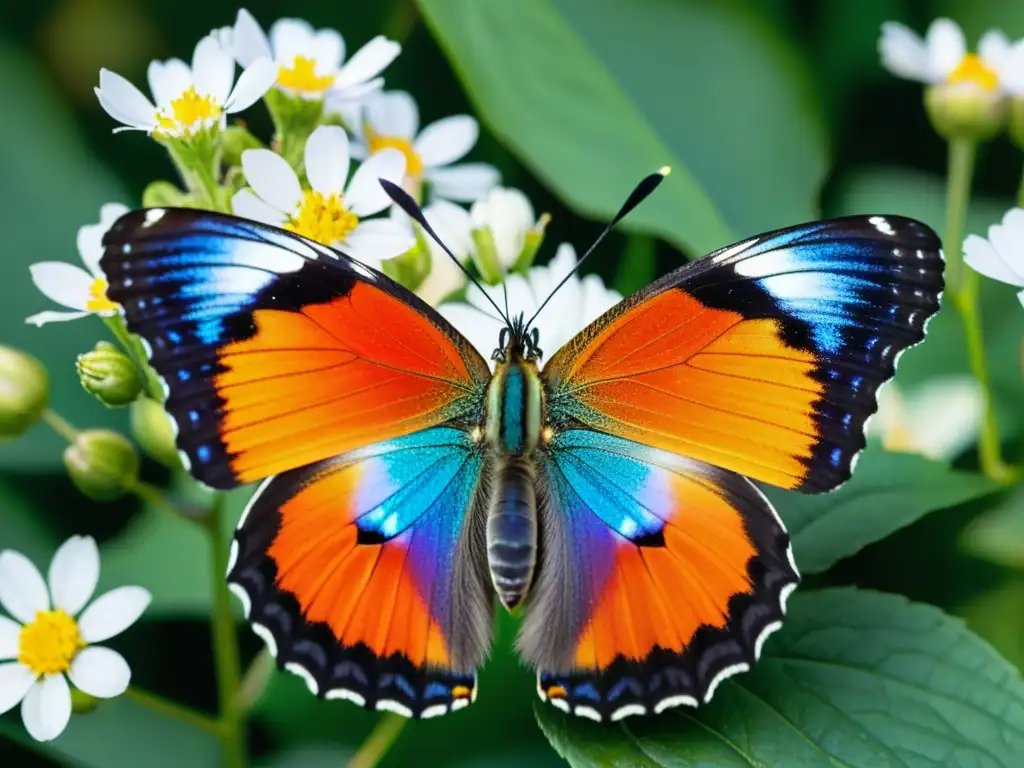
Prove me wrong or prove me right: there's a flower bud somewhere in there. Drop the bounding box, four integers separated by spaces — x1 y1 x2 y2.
130 398 183 471
469 227 504 285
222 124 265 168
71 689 101 714
381 241 430 291
76 342 142 407
925 83 1007 142
141 180 187 209
264 88 325 170
514 213 551 272
64 429 139 501
0 346 49 439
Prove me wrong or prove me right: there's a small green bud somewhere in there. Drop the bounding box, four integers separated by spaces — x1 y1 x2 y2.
265 89 325 171
0 346 49 439
381 241 430 291
925 83 1007 142
470 227 504 285
513 213 551 273
64 429 139 501
1009 98 1024 150
222 124 265 168
130 398 183 471
141 180 187 209
71 689 101 714
76 342 142 407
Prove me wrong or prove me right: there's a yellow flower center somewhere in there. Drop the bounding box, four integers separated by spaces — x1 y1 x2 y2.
277 56 335 94
155 86 223 134
947 53 999 91
367 132 424 177
18 610 85 676
285 191 359 244
86 277 119 313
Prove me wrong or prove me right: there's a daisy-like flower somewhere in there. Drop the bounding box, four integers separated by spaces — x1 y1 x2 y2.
395 200 475 306
868 376 983 461
233 125 413 265
440 243 620 365
470 187 547 269
0 536 151 742
231 9 399 102
27 203 129 327
349 91 499 202
964 208 1024 302
96 35 276 137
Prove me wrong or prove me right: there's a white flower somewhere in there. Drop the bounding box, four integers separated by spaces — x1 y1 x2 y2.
879 19 1015 93
964 208 1024 303
27 203 129 327
348 91 499 202
96 35 276 137
233 125 413 265
470 187 545 268
231 9 399 102
395 201 474 306
440 243 620 366
868 376 983 461
0 536 150 742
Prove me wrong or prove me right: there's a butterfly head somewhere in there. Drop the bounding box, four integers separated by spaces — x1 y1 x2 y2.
493 313 543 364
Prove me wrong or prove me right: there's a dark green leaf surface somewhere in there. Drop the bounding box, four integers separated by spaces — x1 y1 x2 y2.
538 588 1024 767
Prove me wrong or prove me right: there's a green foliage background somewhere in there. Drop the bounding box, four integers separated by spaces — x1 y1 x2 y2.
2 0 1024 765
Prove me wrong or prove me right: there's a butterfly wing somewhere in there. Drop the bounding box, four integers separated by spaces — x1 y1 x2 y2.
101 208 491 488
522 430 797 721
542 215 943 492
229 426 492 717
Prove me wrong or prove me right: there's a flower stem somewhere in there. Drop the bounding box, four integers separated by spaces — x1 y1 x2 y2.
102 315 164 402
348 714 408 768
235 647 275 714
41 408 78 442
125 687 222 736
206 493 246 768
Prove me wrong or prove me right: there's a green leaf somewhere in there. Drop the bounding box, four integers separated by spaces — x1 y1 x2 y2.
961 483 1024 569
537 588 1024 767
418 0 826 254
768 444 998 574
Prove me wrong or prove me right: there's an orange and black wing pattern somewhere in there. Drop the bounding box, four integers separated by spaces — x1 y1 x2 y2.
101 209 490 488
543 215 943 493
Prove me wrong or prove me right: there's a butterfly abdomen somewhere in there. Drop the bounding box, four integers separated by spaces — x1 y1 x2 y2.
487 456 538 610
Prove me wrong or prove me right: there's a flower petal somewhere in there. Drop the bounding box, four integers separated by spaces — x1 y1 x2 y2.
28 262 93 312
471 187 534 266
146 59 192 109
415 116 478 168
1004 40 1024 96
964 234 1024 286
232 189 287 226
438 302 504 362
192 35 235 104
979 29 1012 74
232 8 273 67
987 208 1024 278
0 664 36 715
270 18 317 65
424 200 474 260
904 376 983 461
305 125 350 196
97 69 157 129
78 203 130 277
241 149 303 214
25 310 91 327
69 647 131 698
926 18 966 82
21 674 71 742
878 22 931 82
78 586 152 644
0 617 21 660
47 536 99 617
329 76 384 102
366 90 419 139
224 57 277 113
334 36 400 91
312 28 345 74
428 163 501 203
341 219 415 266
344 148 406 216
0 550 49 624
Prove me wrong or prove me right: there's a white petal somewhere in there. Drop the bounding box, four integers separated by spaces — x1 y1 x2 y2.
424 200 474 260
146 59 192 109
344 149 406 216
903 376 983 460
0 551 49 624
232 8 273 67
312 29 344 74
988 209 1024 276
438 303 504 362
330 100 365 140
270 18 317 65
232 189 287 226
0 617 21 660
472 187 535 267
47 536 99 617
366 90 419 139
192 35 235 104
94 87 153 132
330 76 384 102
1004 40 1024 96
334 36 400 90
225 57 277 113
415 116 478 168
25 310 91 327
416 256 467 306
926 18 966 81
428 164 501 203
964 235 1024 286
241 149 302 214
77 203 129 277
28 262 93 312
78 586 152 644
0 664 36 715
21 674 71 742
305 125 351 196
341 219 415 265
979 29 1012 73
97 69 157 129
68 647 131 698
878 22 931 82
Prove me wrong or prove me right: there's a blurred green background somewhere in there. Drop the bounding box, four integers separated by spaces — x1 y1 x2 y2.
2 0 1024 765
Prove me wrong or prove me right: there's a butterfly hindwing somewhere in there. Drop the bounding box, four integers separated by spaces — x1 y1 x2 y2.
523 430 797 721
101 209 491 488
542 215 943 493
228 426 492 717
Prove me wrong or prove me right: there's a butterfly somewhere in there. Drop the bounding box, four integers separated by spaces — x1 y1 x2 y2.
99 172 943 723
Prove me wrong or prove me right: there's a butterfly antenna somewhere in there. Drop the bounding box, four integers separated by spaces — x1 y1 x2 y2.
525 167 670 330
502 280 511 325
381 179 512 327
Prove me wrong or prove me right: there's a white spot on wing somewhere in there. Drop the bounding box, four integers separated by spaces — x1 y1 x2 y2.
550 698 571 713
375 699 414 717
780 582 798 614
451 697 470 711
869 216 895 236
326 688 365 706
144 209 166 226
711 237 757 263
753 619 783 660
226 540 239 575
349 261 376 280
609 704 645 721
421 704 448 719
574 705 602 722
252 622 278 658
285 662 319 695
703 662 749 703
653 694 698 714
227 582 251 618
238 477 275 529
